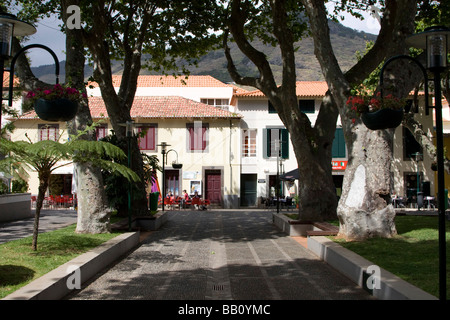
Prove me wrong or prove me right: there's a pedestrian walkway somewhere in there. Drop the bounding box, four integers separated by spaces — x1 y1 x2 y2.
0 209 77 244
68 210 373 300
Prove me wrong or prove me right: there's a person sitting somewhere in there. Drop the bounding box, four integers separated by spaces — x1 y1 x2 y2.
182 190 190 208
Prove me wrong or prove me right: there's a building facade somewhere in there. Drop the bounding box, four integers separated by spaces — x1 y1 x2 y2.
7 75 437 209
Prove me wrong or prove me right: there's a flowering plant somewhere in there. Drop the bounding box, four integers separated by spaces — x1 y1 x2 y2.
24 84 87 107
347 92 406 124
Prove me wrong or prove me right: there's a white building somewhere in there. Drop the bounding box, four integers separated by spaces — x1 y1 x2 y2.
8 75 436 209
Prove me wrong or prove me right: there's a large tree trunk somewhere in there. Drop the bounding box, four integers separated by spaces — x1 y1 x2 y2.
337 127 397 240
81 3 149 216
302 0 418 240
62 0 111 233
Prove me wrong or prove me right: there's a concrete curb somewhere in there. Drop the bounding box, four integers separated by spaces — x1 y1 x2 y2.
3 231 140 300
307 235 438 300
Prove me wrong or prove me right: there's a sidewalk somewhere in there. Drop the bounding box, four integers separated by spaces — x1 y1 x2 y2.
67 209 374 300
0 209 77 244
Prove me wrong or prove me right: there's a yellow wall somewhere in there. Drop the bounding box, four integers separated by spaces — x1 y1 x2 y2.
9 117 241 207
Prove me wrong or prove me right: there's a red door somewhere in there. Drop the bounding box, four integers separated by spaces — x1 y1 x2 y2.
205 170 221 205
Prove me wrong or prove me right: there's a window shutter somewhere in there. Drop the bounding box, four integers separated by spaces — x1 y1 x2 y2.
263 129 270 158
281 128 289 159
268 101 277 113
332 128 346 158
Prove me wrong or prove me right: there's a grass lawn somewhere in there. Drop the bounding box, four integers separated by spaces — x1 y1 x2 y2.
0 224 121 299
332 215 450 299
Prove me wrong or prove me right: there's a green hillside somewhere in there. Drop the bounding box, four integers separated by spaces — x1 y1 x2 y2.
31 20 376 84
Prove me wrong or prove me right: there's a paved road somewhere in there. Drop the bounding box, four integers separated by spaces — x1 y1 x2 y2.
0 209 77 244
68 209 373 300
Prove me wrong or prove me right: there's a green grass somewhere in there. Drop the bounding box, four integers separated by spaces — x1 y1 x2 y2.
0 224 120 299
333 215 450 299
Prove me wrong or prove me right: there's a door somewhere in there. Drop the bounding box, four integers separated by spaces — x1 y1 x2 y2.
240 174 257 207
205 170 222 205
165 170 180 196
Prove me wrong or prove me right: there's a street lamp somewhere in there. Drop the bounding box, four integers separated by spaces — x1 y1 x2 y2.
0 12 36 127
157 142 170 211
396 26 450 300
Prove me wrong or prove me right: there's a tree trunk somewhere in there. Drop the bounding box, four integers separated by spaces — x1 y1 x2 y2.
32 169 50 251
62 0 112 233
301 0 418 240
75 162 111 233
81 3 150 216
337 127 397 240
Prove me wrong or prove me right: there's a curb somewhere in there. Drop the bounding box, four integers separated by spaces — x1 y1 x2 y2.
2 231 140 300
307 235 438 300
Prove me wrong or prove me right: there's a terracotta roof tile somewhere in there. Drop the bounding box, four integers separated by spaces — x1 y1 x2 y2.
88 75 231 88
236 81 329 98
17 96 242 120
3 71 20 89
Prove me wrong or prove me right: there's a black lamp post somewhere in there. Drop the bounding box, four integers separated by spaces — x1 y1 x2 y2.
381 26 450 300
157 142 170 211
407 26 449 301
0 12 36 127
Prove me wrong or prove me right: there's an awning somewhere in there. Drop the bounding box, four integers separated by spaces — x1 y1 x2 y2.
52 162 74 175
280 168 299 181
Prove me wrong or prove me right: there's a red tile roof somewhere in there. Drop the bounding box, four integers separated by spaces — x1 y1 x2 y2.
88 75 233 88
17 96 242 120
236 81 329 98
3 71 20 89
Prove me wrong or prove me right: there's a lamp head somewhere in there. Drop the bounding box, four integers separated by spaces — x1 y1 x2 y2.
406 26 450 71
0 12 36 59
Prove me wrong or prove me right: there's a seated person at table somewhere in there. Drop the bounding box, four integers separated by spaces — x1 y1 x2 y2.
193 191 207 210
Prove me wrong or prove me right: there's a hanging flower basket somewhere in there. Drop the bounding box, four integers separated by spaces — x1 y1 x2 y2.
34 98 79 122
361 108 404 130
347 92 405 130
25 84 85 122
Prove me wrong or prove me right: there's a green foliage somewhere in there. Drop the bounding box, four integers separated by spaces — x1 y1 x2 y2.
11 178 28 193
99 132 160 215
0 181 8 194
0 135 140 184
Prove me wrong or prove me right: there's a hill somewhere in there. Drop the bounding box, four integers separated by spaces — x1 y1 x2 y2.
31 20 376 84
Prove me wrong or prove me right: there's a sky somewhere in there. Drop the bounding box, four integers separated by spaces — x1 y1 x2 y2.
21 6 381 68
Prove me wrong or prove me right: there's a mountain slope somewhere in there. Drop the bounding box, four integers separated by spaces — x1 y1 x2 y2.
31 20 376 84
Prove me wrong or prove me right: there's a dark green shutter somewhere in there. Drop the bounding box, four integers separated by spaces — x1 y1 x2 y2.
281 128 289 159
332 128 346 158
268 101 277 113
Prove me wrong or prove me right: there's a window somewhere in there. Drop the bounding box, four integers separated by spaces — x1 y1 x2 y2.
268 101 277 113
299 100 315 113
38 124 59 141
332 128 346 158
137 124 157 151
263 128 289 159
187 122 208 152
242 129 257 157
95 125 108 141
201 98 229 110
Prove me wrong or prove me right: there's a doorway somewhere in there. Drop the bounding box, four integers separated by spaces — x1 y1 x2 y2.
205 170 222 205
165 170 181 197
240 174 257 207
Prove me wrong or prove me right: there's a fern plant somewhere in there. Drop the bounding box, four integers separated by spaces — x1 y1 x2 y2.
0 135 139 251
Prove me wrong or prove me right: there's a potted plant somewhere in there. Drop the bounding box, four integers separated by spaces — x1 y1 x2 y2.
347 92 406 130
24 84 86 122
